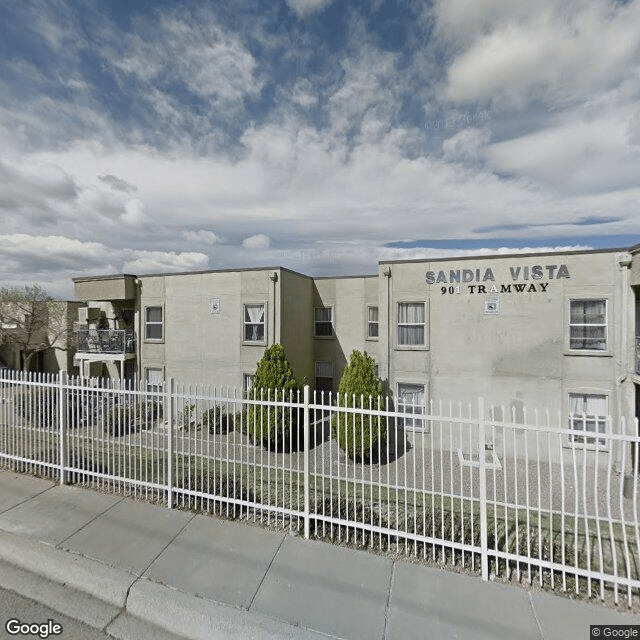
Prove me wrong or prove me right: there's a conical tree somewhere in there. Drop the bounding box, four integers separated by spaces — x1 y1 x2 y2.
332 350 386 463
247 344 301 450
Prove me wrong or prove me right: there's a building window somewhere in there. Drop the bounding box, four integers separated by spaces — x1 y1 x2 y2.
569 300 607 351
568 393 607 447
243 373 255 396
367 306 379 339
315 361 333 393
398 383 425 429
145 368 164 392
244 304 266 343
145 307 163 340
397 302 426 346
314 307 334 337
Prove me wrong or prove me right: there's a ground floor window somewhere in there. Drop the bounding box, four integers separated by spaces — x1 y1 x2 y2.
397 383 425 429
145 367 164 392
568 393 607 447
243 373 255 396
315 361 333 394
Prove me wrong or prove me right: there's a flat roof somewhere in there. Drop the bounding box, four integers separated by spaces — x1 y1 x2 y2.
379 245 629 265
72 244 636 285
73 266 313 282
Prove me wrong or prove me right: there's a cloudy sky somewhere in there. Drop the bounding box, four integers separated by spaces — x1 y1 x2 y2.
1 0 639 297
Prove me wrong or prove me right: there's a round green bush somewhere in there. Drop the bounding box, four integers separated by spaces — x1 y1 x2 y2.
331 350 386 463
247 344 301 449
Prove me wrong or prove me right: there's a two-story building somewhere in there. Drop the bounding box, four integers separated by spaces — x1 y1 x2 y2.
71 243 640 440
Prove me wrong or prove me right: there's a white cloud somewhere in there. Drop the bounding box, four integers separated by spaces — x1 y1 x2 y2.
242 234 271 250
122 251 209 274
106 9 264 114
444 2 640 107
182 230 222 245
285 0 336 19
121 198 149 227
443 128 492 162
485 111 640 194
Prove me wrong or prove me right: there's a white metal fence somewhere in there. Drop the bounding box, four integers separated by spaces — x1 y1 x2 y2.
1 369 639 607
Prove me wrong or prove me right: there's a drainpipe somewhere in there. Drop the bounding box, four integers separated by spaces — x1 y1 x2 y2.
135 278 142 389
270 272 278 346
383 267 392 396
618 254 634 497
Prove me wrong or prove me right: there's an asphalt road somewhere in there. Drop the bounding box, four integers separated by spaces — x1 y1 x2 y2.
0 585 113 640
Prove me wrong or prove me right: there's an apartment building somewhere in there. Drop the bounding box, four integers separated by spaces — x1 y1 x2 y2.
72 244 640 438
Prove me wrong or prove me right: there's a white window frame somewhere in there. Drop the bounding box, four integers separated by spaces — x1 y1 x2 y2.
144 306 163 342
397 382 426 430
243 373 255 396
567 298 608 353
315 361 333 394
567 392 608 449
366 305 379 340
396 301 428 349
314 306 334 338
243 303 267 345
145 367 164 392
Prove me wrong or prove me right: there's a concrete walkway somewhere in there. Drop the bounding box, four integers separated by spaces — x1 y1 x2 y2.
0 470 637 640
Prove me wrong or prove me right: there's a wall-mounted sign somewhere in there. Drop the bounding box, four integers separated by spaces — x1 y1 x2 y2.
210 298 220 314
426 264 571 285
426 263 570 296
484 297 500 315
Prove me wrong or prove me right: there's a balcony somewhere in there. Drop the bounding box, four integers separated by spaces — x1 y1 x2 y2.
76 329 136 355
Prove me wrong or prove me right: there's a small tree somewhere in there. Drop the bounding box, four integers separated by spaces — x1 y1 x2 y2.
0 285 70 370
332 350 387 463
247 344 301 449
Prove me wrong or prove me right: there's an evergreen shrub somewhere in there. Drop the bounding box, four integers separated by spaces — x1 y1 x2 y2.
331 350 386 463
247 344 301 449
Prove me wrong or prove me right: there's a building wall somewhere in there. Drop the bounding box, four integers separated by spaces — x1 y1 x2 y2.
138 269 286 388
380 250 633 424
279 270 314 387
312 276 379 391
70 248 640 436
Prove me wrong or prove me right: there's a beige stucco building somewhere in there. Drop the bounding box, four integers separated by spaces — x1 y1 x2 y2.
72 244 640 436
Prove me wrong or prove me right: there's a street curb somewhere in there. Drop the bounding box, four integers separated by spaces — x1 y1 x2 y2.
0 530 135 608
125 578 334 640
0 529 333 640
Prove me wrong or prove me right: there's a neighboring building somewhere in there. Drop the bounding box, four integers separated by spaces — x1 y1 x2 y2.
0 300 84 374
72 244 640 438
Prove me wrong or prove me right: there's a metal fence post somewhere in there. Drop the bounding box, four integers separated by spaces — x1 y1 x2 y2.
58 371 67 485
478 396 489 580
166 377 174 509
303 385 310 539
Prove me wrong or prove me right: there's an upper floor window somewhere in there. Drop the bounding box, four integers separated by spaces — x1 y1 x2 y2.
569 300 606 351
397 302 426 346
367 306 379 339
244 304 265 343
314 306 334 337
145 307 163 340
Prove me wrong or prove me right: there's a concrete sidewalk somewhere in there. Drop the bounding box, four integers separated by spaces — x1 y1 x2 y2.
0 470 637 640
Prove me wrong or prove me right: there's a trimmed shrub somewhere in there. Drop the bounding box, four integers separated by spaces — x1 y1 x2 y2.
332 350 387 463
247 344 301 450
103 399 163 436
201 406 241 434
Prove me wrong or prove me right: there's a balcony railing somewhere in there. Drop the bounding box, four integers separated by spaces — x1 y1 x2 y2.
76 329 136 355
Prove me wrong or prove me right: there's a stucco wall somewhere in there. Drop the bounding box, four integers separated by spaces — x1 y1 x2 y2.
380 250 631 422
